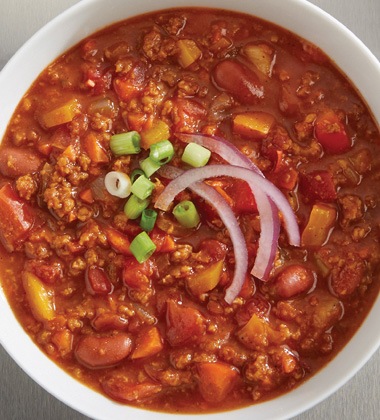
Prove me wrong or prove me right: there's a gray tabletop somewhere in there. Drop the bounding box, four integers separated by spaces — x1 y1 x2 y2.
1 0 379 419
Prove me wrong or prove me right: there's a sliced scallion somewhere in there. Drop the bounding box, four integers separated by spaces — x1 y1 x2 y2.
131 169 145 184
149 140 174 165
172 200 200 228
104 171 131 198
140 157 161 178
140 209 158 231
182 142 211 167
110 131 141 155
131 175 155 200
129 231 157 263
124 194 149 219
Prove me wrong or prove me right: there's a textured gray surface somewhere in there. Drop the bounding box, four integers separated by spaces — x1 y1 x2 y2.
0 0 379 419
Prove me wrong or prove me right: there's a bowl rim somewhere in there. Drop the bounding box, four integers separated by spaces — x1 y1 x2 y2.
1 1 380 419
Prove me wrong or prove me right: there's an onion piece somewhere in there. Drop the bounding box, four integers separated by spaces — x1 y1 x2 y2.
176 133 286 280
90 176 106 200
159 165 248 304
104 171 131 198
155 164 300 247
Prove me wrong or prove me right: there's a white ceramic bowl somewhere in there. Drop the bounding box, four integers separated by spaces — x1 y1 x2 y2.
1 1 380 419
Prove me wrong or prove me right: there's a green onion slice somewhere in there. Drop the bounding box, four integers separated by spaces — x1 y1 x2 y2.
110 131 141 155
140 157 161 178
182 142 211 167
149 140 174 165
172 200 200 228
131 169 145 184
130 175 155 200
124 194 150 219
129 231 157 263
140 209 158 232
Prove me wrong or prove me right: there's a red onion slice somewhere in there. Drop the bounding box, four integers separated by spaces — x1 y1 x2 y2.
176 133 287 280
159 165 248 304
155 164 300 247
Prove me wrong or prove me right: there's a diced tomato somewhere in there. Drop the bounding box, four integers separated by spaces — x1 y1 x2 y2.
235 294 270 327
105 227 132 255
300 170 337 202
79 188 94 204
85 266 113 295
52 329 73 354
150 228 177 253
274 264 315 298
131 326 164 359
172 98 207 132
0 183 35 251
197 362 240 403
126 112 150 132
213 60 264 105
0 147 43 178
123 258 158 290
267 150 298 190
114 61 146 102
198 239 227 262
166 300 206 346
226 179 257 215
102 377 162 402
75 334 132 368
238 273 256 300
24 260 63 285
92 312 129 331
315 110 351 154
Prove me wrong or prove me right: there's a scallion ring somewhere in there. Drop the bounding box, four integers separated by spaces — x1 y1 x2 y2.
149 140 174 165
131 175 155 200
181 142 211 167
172 200 200 228
110 131 141 155
104 171 131 198
140 209 158 231
140 157 161 178
131 169 145 184
129 231 157 263
124 194 150 220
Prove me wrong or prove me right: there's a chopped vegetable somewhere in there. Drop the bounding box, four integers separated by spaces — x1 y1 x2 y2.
130 169 145 184
110 131 141 155
177 39 202 68
140 209 157 231
85 266 113 295
104 171 131 198
131 327 164 359
141 119 170 149
187 260 224 295
232 111 275 139
140 156 161 177
124 194 150 219
83 133 109 163
149 140 174 165
242 42 275 76
22 271 55 322
172 200 200 228
182 143 211 167
105 227 132 255
39 98 79 128
301 203 337 247
315 110 351 154
130 174 155 200
129 231 157 263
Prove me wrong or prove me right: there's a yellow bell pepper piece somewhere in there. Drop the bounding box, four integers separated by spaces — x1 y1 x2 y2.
141 119 170 150
22 271 55 322
39 98 79 128
301 203 337 247
177 39 202 68
187 260 223 295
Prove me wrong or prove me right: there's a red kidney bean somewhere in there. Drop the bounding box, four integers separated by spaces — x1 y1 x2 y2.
274 264 315 298
75 334 132 368
85 266 112 295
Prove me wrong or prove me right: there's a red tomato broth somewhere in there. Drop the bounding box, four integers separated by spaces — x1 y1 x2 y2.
0 7 380 414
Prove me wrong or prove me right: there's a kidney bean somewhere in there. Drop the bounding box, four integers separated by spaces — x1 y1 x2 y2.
274 264 315 298
0 147 43 178
212 60 264 104
85 266 112 295
75 334 132 368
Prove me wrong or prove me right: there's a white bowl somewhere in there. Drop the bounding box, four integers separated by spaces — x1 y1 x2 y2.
1 1 380 419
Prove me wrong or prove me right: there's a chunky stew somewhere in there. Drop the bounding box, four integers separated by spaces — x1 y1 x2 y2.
1 7 380 413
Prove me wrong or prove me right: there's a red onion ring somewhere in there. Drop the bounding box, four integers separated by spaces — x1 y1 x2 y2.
155 164 300 247
176 133 284 280
158 165 248 304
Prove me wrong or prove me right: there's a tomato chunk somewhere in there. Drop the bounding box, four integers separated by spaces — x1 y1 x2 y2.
123 258 158 290
300 170 337 202
24 260 63 285
274 264 315 298
226 179 257 214
315 110 351 154
105 227 132 255
114 61 146 101
172 98 207 132
0 183 35 251
131 327 164 359
213 60 264 104
75 334 132 368
197 362 240 403
166 300 206 346
102 377 162 402
0 147 43 178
